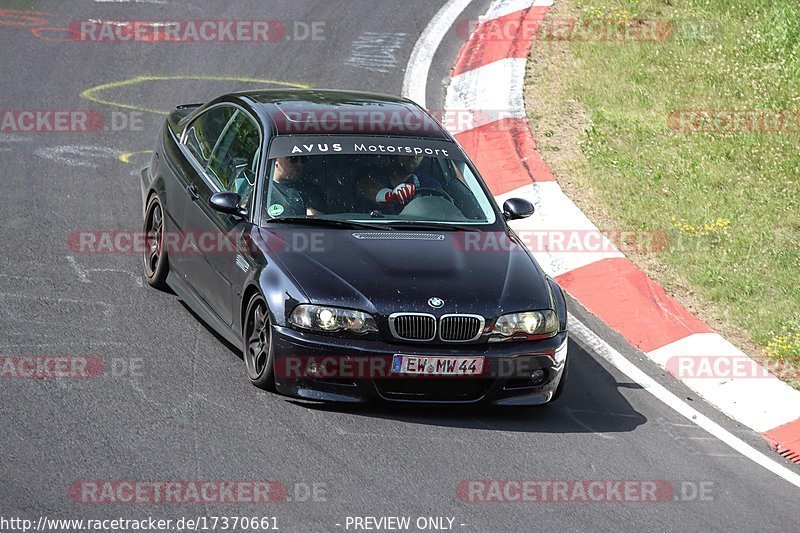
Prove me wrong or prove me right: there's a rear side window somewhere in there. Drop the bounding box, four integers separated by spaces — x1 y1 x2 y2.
183 105 235 167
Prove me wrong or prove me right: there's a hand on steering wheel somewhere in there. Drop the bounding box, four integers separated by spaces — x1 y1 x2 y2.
377 183 417 205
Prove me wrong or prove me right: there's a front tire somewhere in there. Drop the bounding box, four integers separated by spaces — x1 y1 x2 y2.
243 294 276 391
142 194 169 289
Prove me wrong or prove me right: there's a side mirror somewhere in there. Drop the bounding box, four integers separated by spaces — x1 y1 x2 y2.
210 192 245 217
502 198 535 221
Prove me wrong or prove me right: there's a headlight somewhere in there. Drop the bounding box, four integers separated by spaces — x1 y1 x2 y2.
288 305 378 335
491 310 558 341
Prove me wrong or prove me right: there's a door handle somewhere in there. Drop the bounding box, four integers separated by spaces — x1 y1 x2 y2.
187 185 199 200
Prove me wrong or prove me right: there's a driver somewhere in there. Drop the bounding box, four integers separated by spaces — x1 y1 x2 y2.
267 156 324 217
357 155 441 210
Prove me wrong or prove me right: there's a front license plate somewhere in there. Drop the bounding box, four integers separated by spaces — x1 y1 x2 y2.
391 354 485 376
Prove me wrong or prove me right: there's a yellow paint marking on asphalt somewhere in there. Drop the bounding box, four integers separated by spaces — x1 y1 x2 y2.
119 150 152 164
81 75 311 115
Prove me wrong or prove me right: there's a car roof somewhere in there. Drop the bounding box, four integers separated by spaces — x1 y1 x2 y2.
226 89 452 140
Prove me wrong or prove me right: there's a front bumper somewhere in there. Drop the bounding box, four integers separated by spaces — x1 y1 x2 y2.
271 325 568 405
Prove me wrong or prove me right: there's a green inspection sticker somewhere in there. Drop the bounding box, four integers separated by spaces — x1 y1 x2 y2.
268 204 284 217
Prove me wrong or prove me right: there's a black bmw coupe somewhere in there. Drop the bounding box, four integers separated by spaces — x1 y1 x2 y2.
141 89 569 405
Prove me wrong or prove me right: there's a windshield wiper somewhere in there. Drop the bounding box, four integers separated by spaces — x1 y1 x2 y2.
266 217 393 231
384 221 483 232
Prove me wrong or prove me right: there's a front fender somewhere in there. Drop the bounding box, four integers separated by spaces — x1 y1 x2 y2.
547 276 568 332
235 233 310 336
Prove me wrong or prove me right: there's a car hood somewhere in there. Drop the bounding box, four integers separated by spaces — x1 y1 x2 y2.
258 227 552 317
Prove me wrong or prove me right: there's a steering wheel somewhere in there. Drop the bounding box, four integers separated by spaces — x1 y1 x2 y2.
413 187 455 203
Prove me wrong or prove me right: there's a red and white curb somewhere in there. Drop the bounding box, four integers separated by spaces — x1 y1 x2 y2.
433 0 800 463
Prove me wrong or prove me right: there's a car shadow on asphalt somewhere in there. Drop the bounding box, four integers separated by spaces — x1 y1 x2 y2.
178 299 646 434
286 339 648 434
179 300 243 354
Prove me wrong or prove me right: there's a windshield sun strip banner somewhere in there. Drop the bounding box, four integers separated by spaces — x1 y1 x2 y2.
267 136 466 160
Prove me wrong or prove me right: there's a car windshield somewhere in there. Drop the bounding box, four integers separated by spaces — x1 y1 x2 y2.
260 138 497 226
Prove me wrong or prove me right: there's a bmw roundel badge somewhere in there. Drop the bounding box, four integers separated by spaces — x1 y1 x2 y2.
428 297 444 309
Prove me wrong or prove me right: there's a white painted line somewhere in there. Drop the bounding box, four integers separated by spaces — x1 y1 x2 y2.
0 134 33 143
67 255 144 287
648 333 800 433
346 32 408 74
66 256 91 284
86 19 174 28
444 58 528 134
569 315 800 489
482 0 550 22
33 145 119 168
402 0 474 107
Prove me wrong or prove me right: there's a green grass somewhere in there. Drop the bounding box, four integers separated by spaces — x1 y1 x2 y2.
534 0 800 371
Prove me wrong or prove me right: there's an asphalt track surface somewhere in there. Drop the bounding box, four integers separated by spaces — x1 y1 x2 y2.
0 1 798 531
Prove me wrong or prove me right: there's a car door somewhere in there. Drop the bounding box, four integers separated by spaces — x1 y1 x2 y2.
173 104 236 276
182 108 261 327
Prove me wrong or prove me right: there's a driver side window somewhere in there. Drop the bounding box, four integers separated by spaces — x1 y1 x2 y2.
183 106 235 168
206 111 261 208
